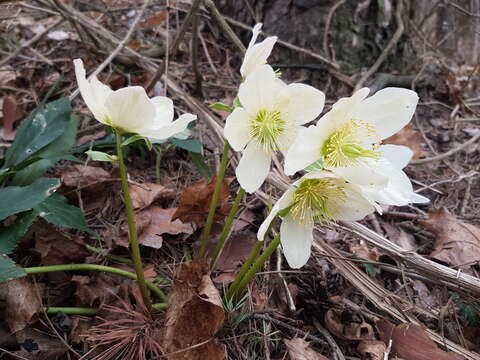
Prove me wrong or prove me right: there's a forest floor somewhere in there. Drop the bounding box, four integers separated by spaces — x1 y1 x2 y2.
1 0 480 359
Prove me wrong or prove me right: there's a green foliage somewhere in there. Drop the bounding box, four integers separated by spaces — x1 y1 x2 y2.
209 102 234 112
85 150 118 162
0 257 26 282
304 158 324 171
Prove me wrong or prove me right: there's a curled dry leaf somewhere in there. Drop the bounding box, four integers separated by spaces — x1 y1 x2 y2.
350 241 380 261
73 272 130 307
162 261 225 360
383 223 417 252
62 164 113 193
0 277 42 333
377 319 465 360
284 338 328 360
129 182 176 210
2 95 24 140
419 207 480 269
173 176 232 226
325 309 375 341
384 124 426 160
357 340 387 360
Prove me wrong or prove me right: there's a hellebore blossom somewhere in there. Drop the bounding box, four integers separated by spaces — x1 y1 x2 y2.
240 23 277 79
74 59 196 139
224 65 325 193
257 171 376 268
284 87 419 174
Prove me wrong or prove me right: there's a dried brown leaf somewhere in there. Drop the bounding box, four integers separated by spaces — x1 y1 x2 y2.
0 65 16 86
350 241 380 261
76 130 107 146
357 340 387 360
141 10 168 28
73 272 129 307
62 164 113 192
384 124 426 160
2 95 24 140
325 309 375 341
0 278 42 333
163 261 226 360
284 338 328 360
14 328 68 360
383 223 417 252
129 182 176 210
173 177 232 226
214 230 257 272
377 319 465 360
419 207 480 269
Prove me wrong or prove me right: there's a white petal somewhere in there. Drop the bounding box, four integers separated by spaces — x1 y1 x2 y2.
278 83 325 125
284 125 322 175
74 59 112 123
411 193 430 204
257 188 295 241
332 164 389 188
353 87 418 139
379 144 412 169
328 87 370 125
104 87 156 133
280 215 314 269
145 113 196 140
238 65 283 116
151 96 174 128
240 23 277 78
236 142 271 193
248 23 262 49
224 107 251 151
332 183 376 221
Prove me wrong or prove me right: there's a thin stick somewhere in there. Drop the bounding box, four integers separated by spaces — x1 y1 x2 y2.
322 0 346 60
354 0 404 90
191 1 203 97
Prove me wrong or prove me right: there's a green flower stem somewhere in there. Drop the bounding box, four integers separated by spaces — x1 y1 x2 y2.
198 141 231 258
115 132 152 312
210 187 246 268
232 235 281 300
44 303 167 316
226 240 263 300
25 264 166 302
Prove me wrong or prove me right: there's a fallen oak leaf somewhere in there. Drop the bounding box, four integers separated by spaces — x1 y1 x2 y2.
284 338 328 360
62 164 113 193
129 182 176 210
419 207 480 269
384 124 426 160
377 319 465 360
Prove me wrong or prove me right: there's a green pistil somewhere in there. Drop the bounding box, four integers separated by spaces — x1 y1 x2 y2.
250 109 285 153
321 120 380 168
289 178 346 225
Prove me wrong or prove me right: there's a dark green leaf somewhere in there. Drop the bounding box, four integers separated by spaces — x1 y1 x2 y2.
3 97 71 168
0 257 26 283
0 178 60 221
0 210 38 255
170 138 202 153
209 102 233 112
34 193 90 232
190 152 213 182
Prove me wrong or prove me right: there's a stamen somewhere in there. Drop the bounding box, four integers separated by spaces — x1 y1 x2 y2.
250 109 286 153
321 120 381 168
289 178 346 225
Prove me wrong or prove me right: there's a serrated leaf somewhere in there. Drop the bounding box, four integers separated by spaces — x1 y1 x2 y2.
34 193 90 232
0 257 26 283
85 150 118 162
3 97 71 168
170 138 202 153
304 158 324 171
0 210 38 255
209 102 233 112
190 152 213 182
0 178 60 221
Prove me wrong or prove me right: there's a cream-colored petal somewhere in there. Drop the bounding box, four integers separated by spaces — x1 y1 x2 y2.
224 107 251 151
278 83 325 125
284 125 322 175
238 65 283 116
327 87 370 126
257 188 295 241
353 87 418 139
240 23 277 78
151 96 174 128
73 59 112 123
280 215 314 269
332 182 376 221
236 142 271 193
145 113 196 140
104 86 156 133
379 144 412 169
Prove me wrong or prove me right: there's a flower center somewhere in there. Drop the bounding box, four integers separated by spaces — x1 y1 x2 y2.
321 120 381 168
250 109 286 153
289 178 347 226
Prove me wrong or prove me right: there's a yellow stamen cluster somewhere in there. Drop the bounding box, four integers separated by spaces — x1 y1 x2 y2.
321 120 381 168
250 109 285 153
290 178 347 226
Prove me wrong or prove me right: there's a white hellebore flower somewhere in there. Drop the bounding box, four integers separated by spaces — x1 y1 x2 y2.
224 65 325 193
257 171 376 268
240 23 277 79
284 87 419 174
74 59 196 139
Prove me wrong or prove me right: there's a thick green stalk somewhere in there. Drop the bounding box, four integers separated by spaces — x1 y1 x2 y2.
210 187 246 268
226 240 263 300
44 303 167 316
199 141 231 258
115 132 152 312
232 235 281 299
25 264 166 301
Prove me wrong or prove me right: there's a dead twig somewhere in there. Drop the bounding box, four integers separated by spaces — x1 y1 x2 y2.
312 319 345 360
354 0 404 90
191 1 204 98
322 0 346 61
